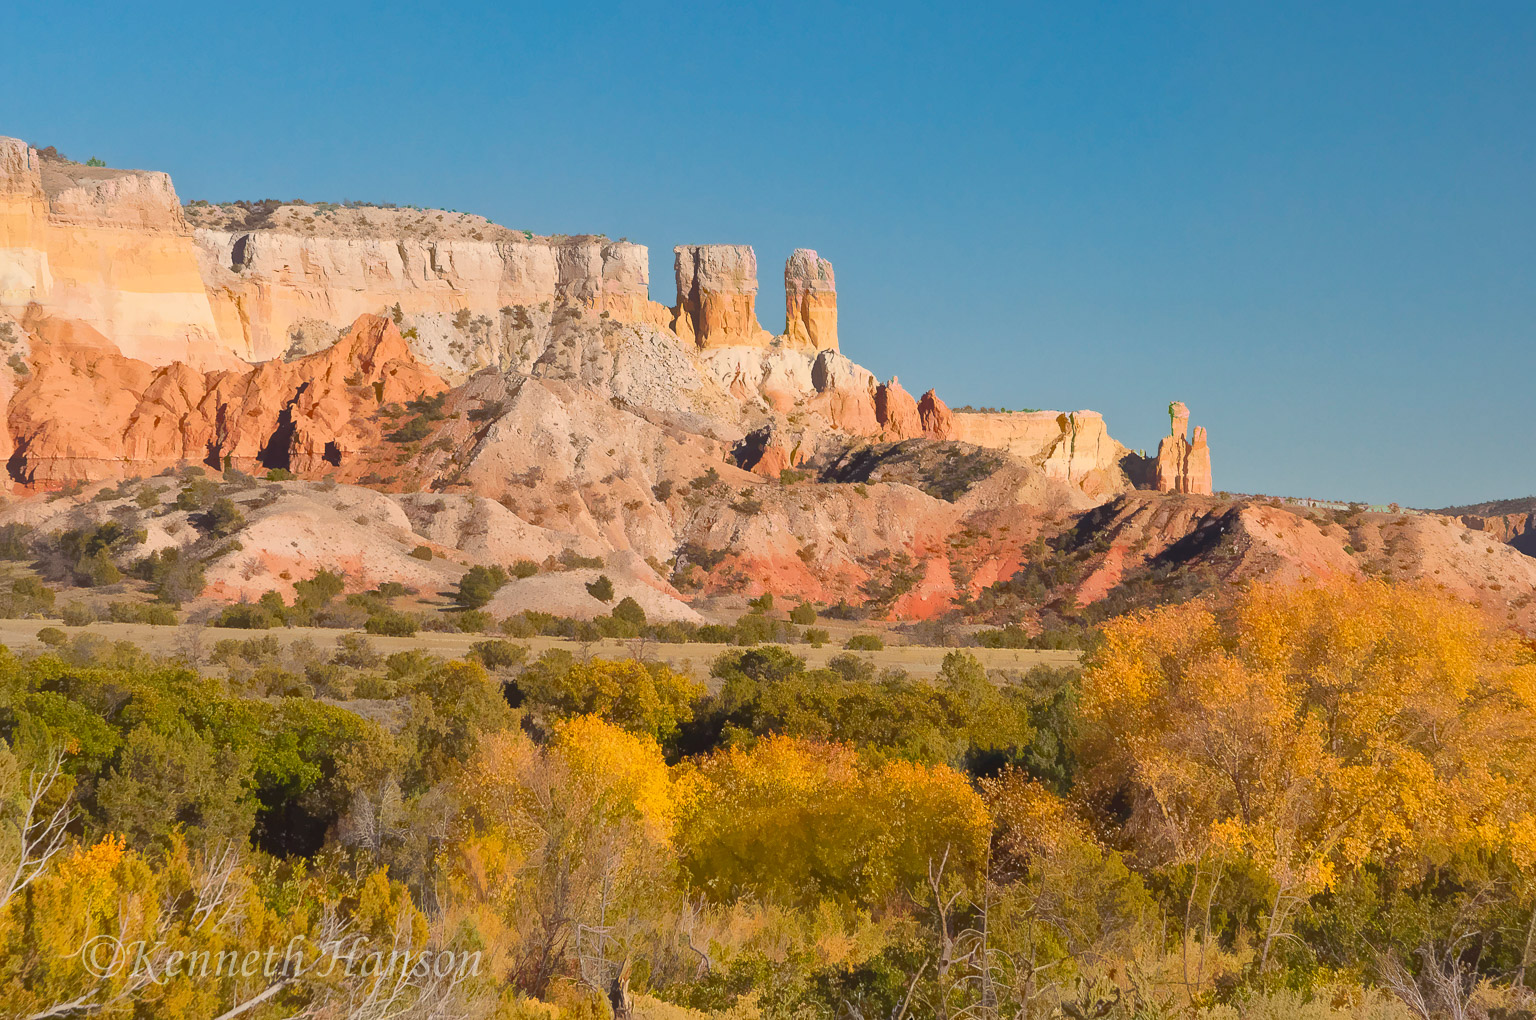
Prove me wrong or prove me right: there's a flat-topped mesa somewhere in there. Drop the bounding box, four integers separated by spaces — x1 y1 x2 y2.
1155 401 1214 494
783 249 838 350
0 137 240 369
671 244 771 349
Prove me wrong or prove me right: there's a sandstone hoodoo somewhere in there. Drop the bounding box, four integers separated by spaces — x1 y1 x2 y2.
783 248 838 350
670 244 771 348
1154 400 1213 494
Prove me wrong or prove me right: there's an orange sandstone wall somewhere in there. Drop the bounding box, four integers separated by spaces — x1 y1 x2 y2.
0 137 245 369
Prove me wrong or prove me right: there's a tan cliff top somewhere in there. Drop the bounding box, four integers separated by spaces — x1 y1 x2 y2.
182 199 608 245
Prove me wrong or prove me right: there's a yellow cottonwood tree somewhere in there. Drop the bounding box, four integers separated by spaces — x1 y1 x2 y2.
1076 578 1536 970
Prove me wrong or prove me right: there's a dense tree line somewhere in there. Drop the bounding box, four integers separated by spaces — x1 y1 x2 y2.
0 579 1534 1018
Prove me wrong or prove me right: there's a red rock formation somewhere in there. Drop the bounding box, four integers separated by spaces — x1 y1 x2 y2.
917 389 954 440
875 377 922 440
671 245 771 348
732 425 805 478
783 249 837 350
8 312 444 486
1154 401 1213 494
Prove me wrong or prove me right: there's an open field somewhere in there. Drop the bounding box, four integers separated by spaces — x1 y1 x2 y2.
0 617 1083 680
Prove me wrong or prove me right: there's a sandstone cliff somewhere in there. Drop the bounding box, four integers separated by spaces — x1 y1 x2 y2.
7 312 443 485
0 137 244 368
670 244 771 348
195 220 671 363
949 409 1131 499
782 249 838 350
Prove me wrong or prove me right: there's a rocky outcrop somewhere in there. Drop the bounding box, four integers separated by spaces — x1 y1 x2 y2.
732 424 806 478
7 312 444 485
949 409 1130 498
671 245 770 348
918 389 954 440
196 228 671 362
875 377 922 440
0 137 244 369
783 249 837 350
1154 401 1213 494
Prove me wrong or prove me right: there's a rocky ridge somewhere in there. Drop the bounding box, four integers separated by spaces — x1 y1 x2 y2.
3 138 1530 630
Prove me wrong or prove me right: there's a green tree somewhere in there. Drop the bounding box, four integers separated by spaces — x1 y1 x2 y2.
455 565 508 609
586 574 615 603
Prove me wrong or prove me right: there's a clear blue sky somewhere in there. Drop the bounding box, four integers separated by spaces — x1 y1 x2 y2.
4 1 1532 507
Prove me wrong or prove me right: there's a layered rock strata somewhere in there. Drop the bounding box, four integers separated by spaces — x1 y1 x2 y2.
671 244 771 348
0 138 243 368
782 249 837 350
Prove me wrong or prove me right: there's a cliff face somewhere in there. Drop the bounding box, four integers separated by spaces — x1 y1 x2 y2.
0 138 243 369
949 409 1131 498
670 244 771 348
783 248 838 350
195 227 671 361
1154 401 1213 494
7 312 443 486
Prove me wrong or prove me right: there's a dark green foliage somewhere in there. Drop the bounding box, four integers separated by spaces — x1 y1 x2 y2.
455 564 508 609
684 649 1033 768
844 633 885 651
35 627 66 647
611 596 646 628
55 521 145 586
467 639 527 671
409 544 434 560
511 558 539 578
585 574 615 603
0 522 33 560
131 548 206 605
365 610 420 636
789 601 817 625
214 603 278 629
175 475 220 510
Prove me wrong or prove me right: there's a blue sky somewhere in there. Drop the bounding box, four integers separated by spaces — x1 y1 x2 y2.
4 1 1532 507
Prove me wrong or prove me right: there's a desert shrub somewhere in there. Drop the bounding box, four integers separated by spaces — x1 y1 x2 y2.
510 558 539 578
35 626 67 647
365 610 419 637
844 633 885 651
789 601 817 625
214 603 277 629
54 521 144 586
106 602 178 626
314 603 368 629
499 614 537 638
0 522 33 559
467 639 527 671
409 545 433 560
60 602 97 627
175 475 220 510
748 593 774 612
611 596 646 628
585 574 614 603
130 548 206 605
452 609 494 633
0 576 56 618
455 564 508 609
264 468 296 481
804 627 830 647
558 549 605 570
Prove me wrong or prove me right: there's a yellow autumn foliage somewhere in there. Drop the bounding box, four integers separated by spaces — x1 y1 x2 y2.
676 734 991 906
1077 578 1536 896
